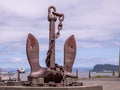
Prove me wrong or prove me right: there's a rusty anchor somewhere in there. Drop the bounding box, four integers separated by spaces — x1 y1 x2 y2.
26 6 77 86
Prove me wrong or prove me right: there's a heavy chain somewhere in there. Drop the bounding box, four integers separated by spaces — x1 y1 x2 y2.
52 12 64 38
46 6 64 67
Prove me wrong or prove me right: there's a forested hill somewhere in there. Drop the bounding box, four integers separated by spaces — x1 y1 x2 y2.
92 64 118 72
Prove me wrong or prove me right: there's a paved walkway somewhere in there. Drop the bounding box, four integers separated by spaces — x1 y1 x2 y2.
80 78 120 90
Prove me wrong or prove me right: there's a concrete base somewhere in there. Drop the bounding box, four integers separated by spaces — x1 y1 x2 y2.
7 81 21 86
0 82 7 86
0 86 102 90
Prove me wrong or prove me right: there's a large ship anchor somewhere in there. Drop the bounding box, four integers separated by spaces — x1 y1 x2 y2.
26 6 77 86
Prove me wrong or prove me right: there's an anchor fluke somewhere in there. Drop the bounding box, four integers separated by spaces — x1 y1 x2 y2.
64 35 76 77
26 33 45 78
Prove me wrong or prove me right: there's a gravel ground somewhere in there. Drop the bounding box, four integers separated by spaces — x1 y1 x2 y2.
79 77 120 90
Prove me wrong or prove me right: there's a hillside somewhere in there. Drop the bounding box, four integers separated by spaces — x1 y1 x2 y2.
92 64 118 72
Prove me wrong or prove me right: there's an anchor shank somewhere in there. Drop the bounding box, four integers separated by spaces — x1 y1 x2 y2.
49 20 56 68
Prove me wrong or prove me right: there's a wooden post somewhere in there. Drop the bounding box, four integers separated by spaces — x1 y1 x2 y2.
17 70 20 81
113 70 115 76
89 70 91 78
76 69 78 78
118 47 120 77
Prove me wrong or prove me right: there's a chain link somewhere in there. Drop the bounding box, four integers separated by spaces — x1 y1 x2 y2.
48 6 56 21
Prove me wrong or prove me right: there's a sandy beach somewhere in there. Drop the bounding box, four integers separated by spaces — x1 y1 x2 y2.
80 77 120 90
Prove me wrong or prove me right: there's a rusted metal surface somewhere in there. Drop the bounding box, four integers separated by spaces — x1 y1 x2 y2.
25 6 80 87
26 34 45 78
46 6 64 68
64 35 76 77
47 6 56 68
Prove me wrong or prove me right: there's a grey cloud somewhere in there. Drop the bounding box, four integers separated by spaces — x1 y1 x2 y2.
0 0 120 68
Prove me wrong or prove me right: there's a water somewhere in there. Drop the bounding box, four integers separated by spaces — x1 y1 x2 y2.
72 67 118 78
1 71 118 81
0 67 118 81
78 72 118 78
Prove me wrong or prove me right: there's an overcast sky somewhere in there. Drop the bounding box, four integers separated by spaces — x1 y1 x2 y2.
0 0 120 70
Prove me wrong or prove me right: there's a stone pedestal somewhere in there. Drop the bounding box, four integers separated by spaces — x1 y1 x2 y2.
66 77 73 84
0 82 7 86
7 81 21 86
30 77 44 85
0 86 102 90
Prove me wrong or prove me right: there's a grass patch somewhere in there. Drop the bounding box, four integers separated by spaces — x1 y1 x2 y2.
92 75 111 78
